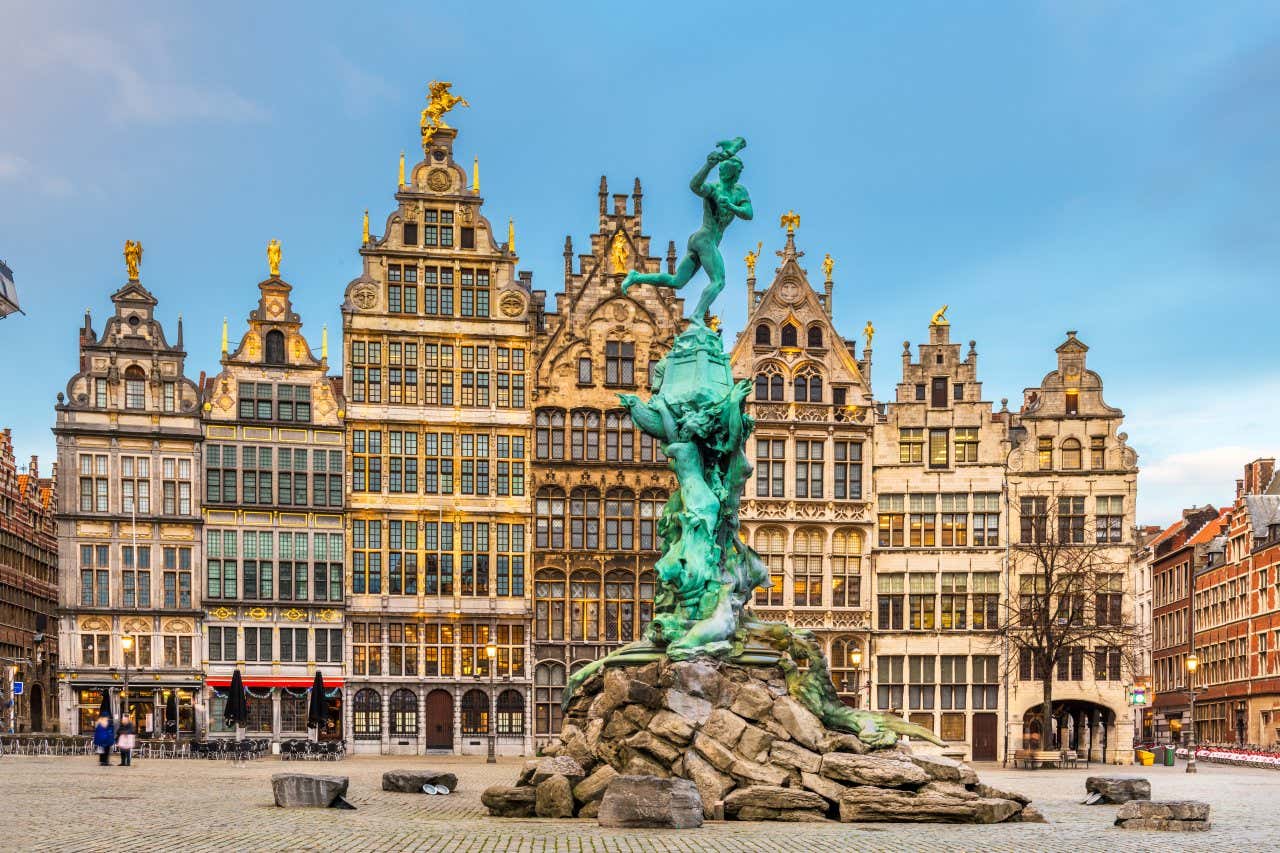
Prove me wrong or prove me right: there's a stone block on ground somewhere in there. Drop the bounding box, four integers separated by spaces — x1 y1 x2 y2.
723 785 827 815
907 753 978 785
1085 775 1152 804
820 752 930 788
271 774 350 808
572 764 618 804
597 775 704 829
839 785 1021 824
381 769 459 793
535 774 575 818
682 750 735 819
1114 800 1210 831
482 784 538 817
527 755 586 786
769 740 822 774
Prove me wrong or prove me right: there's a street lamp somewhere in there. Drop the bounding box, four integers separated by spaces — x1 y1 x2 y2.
485 641 498 764
1236 699 1247 747
1185 654 1198 775
850 648 864 708
121 636 134 724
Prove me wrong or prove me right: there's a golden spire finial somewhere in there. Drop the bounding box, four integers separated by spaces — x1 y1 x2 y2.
221 317 228 355
267 239 282 278
362 209 370 246
507 218 516 254
321 324 328 360
472 157 480 194
931 304 950 326
398 151 406 187
744 241 762 277
780 210 800 234
123 240 143 281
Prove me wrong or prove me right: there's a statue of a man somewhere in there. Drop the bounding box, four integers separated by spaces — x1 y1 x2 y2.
621 139 753 324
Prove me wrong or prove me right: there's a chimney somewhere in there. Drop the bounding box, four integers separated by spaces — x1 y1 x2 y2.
1237 478 1246 500
1249 458 1277 495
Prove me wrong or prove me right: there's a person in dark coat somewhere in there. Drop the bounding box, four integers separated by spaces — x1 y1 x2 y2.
92 716 114 766
116 714 137 766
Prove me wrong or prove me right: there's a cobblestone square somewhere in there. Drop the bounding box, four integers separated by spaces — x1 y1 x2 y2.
2 754 1274 852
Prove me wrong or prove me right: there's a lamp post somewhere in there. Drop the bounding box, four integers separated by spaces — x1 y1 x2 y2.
485 641 497 764
1236 699 1247 747
121 635 134 724
1185 653 1198 774
850 647 864 708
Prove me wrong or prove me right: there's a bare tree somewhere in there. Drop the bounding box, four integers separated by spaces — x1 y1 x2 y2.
995 493 1142 750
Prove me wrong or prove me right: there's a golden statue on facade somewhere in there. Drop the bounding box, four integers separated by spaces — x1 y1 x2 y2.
267 239 282 277
822 253 834 281
744 241 762 276
420 81 470 150
863 319 875 348
123 240 143 281
610 232 630 274
931 304 950 326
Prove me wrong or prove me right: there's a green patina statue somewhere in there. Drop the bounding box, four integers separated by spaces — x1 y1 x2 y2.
568 138 941 750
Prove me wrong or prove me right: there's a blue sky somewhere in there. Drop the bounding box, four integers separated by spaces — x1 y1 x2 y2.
3 1 1279 524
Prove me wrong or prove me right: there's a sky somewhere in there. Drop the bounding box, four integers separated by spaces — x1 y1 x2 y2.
2 0 1279 525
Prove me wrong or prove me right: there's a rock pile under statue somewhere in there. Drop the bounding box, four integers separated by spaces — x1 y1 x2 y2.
484 138 1038 825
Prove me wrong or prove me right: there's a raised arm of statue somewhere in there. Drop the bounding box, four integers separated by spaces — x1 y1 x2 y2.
689 157 717 197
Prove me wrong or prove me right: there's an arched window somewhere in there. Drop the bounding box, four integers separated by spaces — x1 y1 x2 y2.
460 689 489 735
605 411 634 462
605 488 635 550
353 688 382 740
569 487 600 549
535 662 565 735
755 324 771 346
831 530 862 607
807 325 823 348
571 410 600 461
265 329 286 365
771 374 783 401
605 570 635 642
570 570 601 641
830 636 864 698
577 357 592 384
638 570 655 634
535 487 566 549
754 528 785 607
781 323 798 348
755 374 769 401
794 375 808 402
755 364 784 402
810 375 822 402
124 366 146 410
535 410 566 460
389 688 418 736
793 529 824 607
1061 438 1082 470
534 568 566 642
496 689 525 735
638 490 666 551
795 366 823 403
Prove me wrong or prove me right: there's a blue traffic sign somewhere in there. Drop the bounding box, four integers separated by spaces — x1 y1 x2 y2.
12 681 23 696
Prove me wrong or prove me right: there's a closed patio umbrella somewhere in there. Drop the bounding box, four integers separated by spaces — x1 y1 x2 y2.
306 671 328 742
97 691 113 723
223 670 248 739
165 691 179 736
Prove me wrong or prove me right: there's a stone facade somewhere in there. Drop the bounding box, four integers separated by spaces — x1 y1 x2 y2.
201 268 346 742
871 316 1015 761
529 177 682 748
341 121 535 755
1004 331 1139 763
54 276 204 736
729 227 874 707
0 428 58 731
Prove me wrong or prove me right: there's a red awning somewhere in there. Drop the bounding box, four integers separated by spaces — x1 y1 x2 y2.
206 676 344 688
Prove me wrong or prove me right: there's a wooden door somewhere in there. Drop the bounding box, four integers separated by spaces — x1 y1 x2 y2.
425 689 454 750
972 712 998 761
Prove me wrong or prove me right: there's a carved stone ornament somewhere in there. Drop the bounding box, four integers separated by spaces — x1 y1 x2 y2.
500 292 525 317
779 278 802 305
210 607 234 621
351 283 378 311
248 607 269 620
427 168 451 192
283 608 305 622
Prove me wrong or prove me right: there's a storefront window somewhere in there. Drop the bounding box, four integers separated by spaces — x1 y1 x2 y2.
281 690 308 733
77 688 106 734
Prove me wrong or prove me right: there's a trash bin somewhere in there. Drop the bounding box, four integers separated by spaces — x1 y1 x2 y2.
1136 749 1155 766
1164 746 1176 767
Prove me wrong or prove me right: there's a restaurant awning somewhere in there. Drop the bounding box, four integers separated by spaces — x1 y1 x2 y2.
205 676 345 688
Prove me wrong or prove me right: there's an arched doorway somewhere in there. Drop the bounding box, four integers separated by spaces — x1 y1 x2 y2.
1021 700 1117 761
425 689 453 750
29 683 44 731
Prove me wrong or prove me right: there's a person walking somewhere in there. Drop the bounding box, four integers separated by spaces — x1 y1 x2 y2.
92 716 114 767
116 714 137 767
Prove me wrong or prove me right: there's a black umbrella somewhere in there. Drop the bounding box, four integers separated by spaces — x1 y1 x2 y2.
97 691 113 723
223 670 248 735
306 671 328 735
165 691 179 735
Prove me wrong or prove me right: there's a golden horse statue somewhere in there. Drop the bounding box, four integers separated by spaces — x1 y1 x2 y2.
931 304 949 326
421 81 470 149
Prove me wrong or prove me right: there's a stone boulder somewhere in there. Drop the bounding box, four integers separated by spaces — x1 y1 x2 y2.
820 752 930 788
535 774 575 818
481 785 538 818
1085 775 1152 804
724 785 827 819
839 785 1021 824
521 755 586 786
271 774 350 808
1115 800 1210 831
381 769 459 793
572 764 619 804
597 775 704 828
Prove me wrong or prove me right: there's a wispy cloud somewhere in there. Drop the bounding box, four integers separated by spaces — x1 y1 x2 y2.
0 152 76 198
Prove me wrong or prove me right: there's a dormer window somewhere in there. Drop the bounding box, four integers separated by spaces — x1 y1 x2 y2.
124 366 146 410
403 222 419 246
755 324 771 346
781 323 798 348
1065 390 1079 416
807 326 823 348
265 330 286 365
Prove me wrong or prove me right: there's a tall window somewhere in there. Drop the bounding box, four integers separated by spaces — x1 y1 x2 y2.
876 655 904 711
605 412 633 462
833 440 862 499
80 544 110 607
781 323 798 348
793 530 823 606
940 573 967 629
899 428 924 464
352 623 382 676
877 573 904 630
971 573 999 629
908 494 936 546
388 623 419 676
795 439 824 498
1019 496 1049 544
120 456 150 514
908 574 935 629
754 367 784 402
570 411 599 461
570 571 601 641
1037 436 1053 470
79 453 109 512
535 662 566 736
535 569 566 642
971 493 1000 546
351 520 382 594
878 494 905 547
940 655 967 710
638 490 665 551
161 457 192 515
536 487 566 549
162 546 192 608
422 624 453 676
239 382 274 420
495 523 525 597
604 571 635 642
1090 435 1106 469
1060 437 1082 469
496 690 525 735
1065 389 1079 415
95 378 109 408
605 341 635 386
124 366 146 409
122 545 152 607
460 522 489 596
755 324 771 345
954 427 979 463
243 627 273 662
279 627 308 662
830 637 862 696
605 488 634 550
1096 496 1124 543
1057 646 1085 681
387 688 418 736
1018 575 1047 627
1097 574 1123 625
831 531 861 607
353 688 382 739
928 429 948 468
794 368 822 403
807 325 823 348
315 628 342 663
908 655 936 710
930 377 948 408
1057 496 1085 543
208 626 236 662
461 689 490 735
265 330 285 365
972 655 999 708
940 493 967 546
1094 647 1122 681
754 528 785 607
535 410 565 460
755 438 785 497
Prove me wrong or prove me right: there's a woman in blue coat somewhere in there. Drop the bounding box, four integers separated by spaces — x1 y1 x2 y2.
92 716 114 766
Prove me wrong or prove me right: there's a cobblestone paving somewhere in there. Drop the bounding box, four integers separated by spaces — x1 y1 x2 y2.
2 753 1271 852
